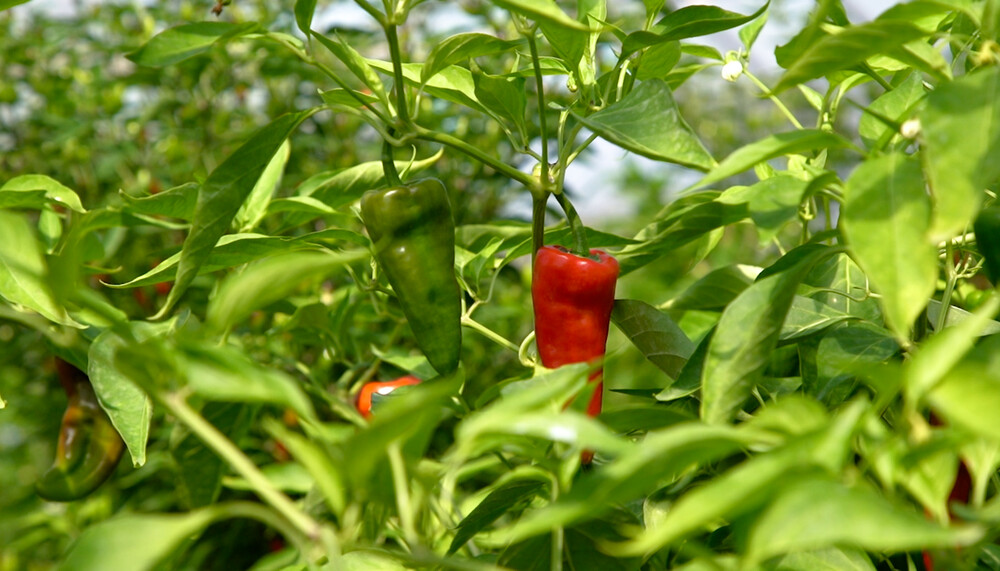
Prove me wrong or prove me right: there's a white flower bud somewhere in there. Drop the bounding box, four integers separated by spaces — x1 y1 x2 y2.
900 118 921 139
721 60 743 82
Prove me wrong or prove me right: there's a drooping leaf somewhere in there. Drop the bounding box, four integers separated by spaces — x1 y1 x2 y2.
0 210 80 327
921 67 1000 241
611 299 694 379
127 22 260 66
622 2 769 57
205 249 366 333
575 79 715 170
696 130 856 189
88 322 170 467
841 153 936 341
58 510 218 571
773 20 931 93
488 0 589 31
423 33 521 84
0 174 86 212
743 477 983 566
701 245 837 424
154 110 315 318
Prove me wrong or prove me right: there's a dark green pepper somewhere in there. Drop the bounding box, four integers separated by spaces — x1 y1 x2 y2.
36 359 125 502
361 178 462 374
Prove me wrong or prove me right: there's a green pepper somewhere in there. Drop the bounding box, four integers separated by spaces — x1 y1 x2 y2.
361 178 462 374
36 359 125 502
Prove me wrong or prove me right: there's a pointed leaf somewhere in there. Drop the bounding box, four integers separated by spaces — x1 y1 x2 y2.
921 67 1000 241
841 153 936 340
697 130 856 189
127 22 260 66
611 299 694 379
575 79 715 170
701 245 836 424
155 110 314 318
0 174 86 212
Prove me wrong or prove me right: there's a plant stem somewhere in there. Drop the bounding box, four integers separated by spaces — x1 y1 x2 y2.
936 240 957 332
161 391 321 540
526 31 550 189
461 314 519 353
744 70 803 129
554 193 589 256
532 193 548 263
382 138 403 186
414 127 537 189
388 442 418 547
385 22 410 125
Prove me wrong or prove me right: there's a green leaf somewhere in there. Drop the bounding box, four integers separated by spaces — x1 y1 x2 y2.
613 400 867 556
449 479 545 554
58 510 217 570
155 110 314 318
575 79 715 170
634 42 681 81
318 88 379 109
841 153 936 340
120 183 200 221
661 265 757 311
773 20 932 93
488 0 589 31
739 6 769 52
813 323 898 404
234 139 289 233
780 296 854 341
88 323 168 467
312 32 391 112
0 0 30 10
366 58 488 114
474 73 527 135
743 477 983 566
422 33 521 84
803 252 881 322
206 249 366 334
767 548 875 571
172 402 253 508
179 342 317 422
109 230 365 289
921 67 1000 241
127 22 260 66
611 299 694 379
696 130 856 189
717 174 810 244
701 245 836 424
622 2 769 57
0 174 86 213
0 210 79 327
294 0 317 35
489 423 756 545
906 296 1000 402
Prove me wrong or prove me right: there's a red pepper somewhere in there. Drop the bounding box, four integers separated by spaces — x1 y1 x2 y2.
531 245 619 444
355 376 421 419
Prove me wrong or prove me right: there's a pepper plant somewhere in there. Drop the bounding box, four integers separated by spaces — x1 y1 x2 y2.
4 0 1000 569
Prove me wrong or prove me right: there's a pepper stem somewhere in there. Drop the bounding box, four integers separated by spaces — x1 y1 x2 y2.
554 193 589 257
381 138 402 187
531 193 548 265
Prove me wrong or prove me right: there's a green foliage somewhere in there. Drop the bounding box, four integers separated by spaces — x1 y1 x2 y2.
4 0 1000 570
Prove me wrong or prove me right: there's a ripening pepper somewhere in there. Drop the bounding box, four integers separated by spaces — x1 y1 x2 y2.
361 179 462 375
356 375 422 419
36 360 125 502
532 245 619 419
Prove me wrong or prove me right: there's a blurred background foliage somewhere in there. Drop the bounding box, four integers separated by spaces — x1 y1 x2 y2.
0 0 840 568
